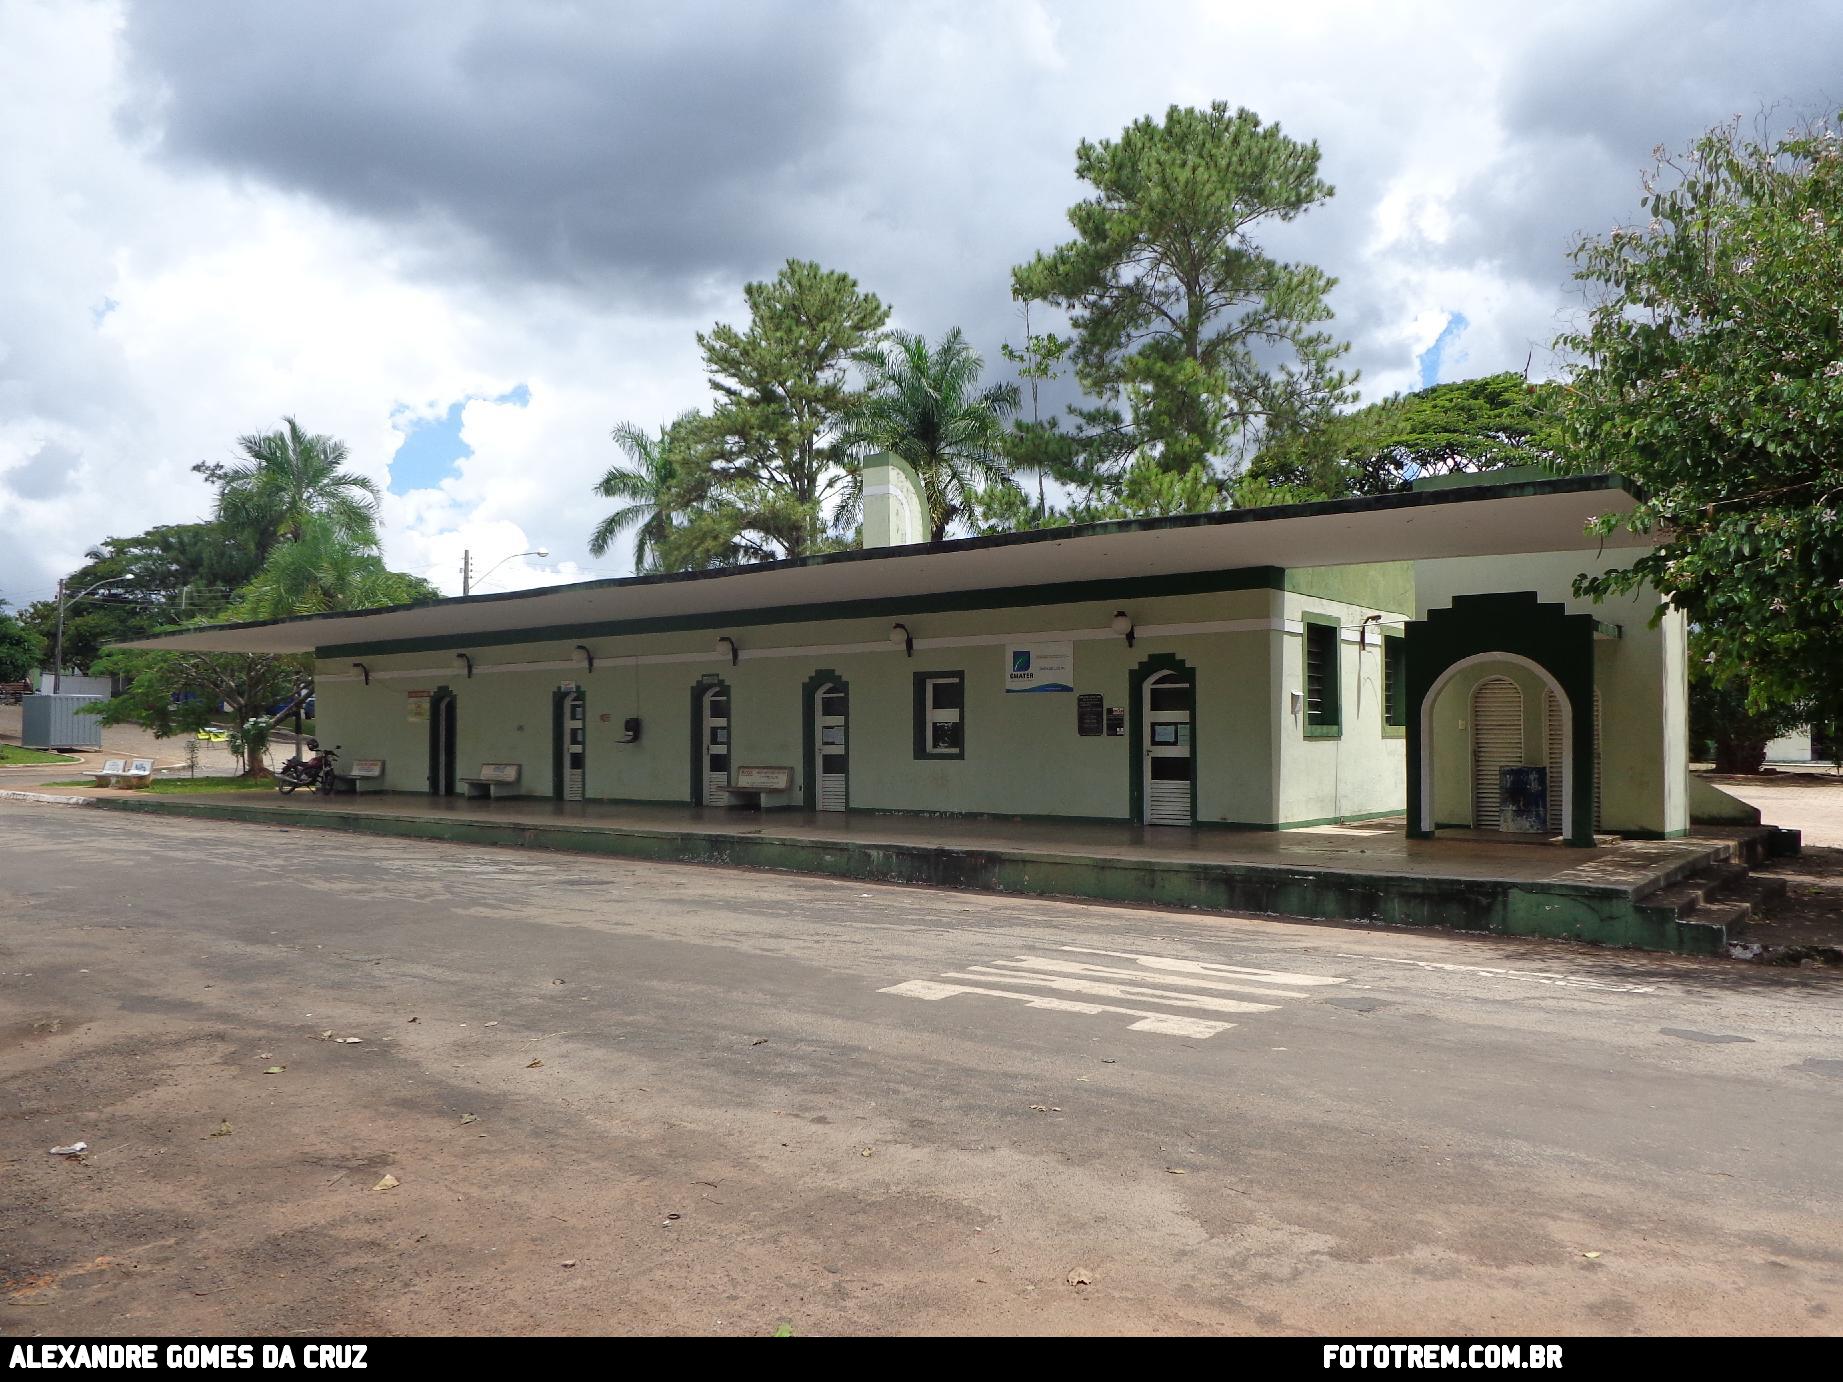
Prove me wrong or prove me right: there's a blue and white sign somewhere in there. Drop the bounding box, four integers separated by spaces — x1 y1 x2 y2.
1005 641 1074 693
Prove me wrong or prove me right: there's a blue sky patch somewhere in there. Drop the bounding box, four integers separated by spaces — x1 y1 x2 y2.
388 384 529 495
1416 311 1469 389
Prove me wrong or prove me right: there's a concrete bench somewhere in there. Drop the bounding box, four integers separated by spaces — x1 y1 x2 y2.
83 758 126 787
724 765 793 811
332 758 385 794
458 763 521 800
115 758 155 789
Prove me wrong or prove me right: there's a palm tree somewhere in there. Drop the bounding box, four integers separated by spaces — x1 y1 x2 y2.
210 417 381 558
590 411 699 572
846 329 1022 542
228 516 440 620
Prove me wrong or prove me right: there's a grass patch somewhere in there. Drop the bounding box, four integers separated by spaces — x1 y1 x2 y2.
0 745 81 765
145 775 277 794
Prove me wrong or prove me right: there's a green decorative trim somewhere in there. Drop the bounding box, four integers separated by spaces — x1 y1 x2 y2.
801 669 848 811
314 567 1288 659
911 670 966 761
688 674 729 807
1301 612 1342 739
1129 652 1197 825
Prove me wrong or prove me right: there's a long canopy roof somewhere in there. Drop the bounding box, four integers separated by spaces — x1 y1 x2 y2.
120 475 1646 655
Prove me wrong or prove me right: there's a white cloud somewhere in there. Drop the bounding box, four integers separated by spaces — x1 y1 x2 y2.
3 0 1839 612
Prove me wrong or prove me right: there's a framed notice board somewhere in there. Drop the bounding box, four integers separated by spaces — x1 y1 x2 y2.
1077 693 1104 736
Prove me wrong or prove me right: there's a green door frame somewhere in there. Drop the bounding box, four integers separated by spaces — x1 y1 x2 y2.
688 676 731 806
551 684 586 801
800 669 849 811
427 685 456 796
1128 652 1198 826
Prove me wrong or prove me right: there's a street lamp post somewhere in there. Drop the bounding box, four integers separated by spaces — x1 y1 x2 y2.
51 578 115 694
462 548 549 596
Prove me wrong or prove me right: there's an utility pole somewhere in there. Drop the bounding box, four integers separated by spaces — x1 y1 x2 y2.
52 578 64 694
461 549 473 597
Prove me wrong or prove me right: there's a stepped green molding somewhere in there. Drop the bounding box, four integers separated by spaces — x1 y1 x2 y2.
1128 652 1199 825
800 668 848 811
1406 591 1598 847
80 792 1731 955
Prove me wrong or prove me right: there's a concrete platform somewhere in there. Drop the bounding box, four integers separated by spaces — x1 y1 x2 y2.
66 788 1793 955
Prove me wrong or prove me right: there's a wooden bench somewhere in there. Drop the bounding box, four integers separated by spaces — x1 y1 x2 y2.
0 681 29 705
458 762 521 800
723 765 793 811
332 758 385 794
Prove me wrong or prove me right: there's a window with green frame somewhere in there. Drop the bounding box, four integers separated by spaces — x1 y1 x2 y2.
1383 633 1407 734
1302 614 1341 737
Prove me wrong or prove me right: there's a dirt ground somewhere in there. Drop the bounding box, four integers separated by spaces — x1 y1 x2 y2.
1705 772 1843 956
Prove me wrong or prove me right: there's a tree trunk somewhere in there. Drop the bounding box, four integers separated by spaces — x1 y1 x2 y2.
1712 736 1767 773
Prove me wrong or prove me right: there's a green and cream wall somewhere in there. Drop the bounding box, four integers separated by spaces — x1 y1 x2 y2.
310 569 1412 829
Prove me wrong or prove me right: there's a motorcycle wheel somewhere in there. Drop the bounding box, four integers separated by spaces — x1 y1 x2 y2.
277 778 297 794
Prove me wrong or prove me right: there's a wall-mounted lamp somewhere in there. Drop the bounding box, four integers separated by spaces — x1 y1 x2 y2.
352 662 370 686
890 622 913 657
1358 612 1382 652
715 635 738 667
574 644 595 673
455 653 474 679
1111 610 1136 648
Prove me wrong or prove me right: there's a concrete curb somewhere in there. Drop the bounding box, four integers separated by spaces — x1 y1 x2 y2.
0 789 98 806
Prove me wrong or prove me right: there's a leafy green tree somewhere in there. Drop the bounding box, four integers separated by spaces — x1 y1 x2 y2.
1014 102 1354 493
1689 638 1808 772
0 600 44 683
670 259 890 564
86 645 309 776
21 522 261 672
227 516 439 620
197 416 381 559
844 328 1021 541
1557 116 1843 728
1247 373 1568 499
589 412 699 572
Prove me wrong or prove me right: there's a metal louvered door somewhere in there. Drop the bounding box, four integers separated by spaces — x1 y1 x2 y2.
1545 689 1566 833
702 687 730 806
562 689 585 802
815 683 847 811
1544 688 1604 833
1143 671 1194 826
1471 677 1523 830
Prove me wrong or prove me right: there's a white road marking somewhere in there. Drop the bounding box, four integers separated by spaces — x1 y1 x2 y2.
880 947 1352 1039
990 954 1321 1001
946 968 1279 1015
1338 953 1662 994
877 979 1233 1038
1060 947 1347 987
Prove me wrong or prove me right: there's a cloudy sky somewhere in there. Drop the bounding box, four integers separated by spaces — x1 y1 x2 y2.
2 0 1838 607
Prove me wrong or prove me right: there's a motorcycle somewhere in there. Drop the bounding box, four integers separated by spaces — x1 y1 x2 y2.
276 739 340 795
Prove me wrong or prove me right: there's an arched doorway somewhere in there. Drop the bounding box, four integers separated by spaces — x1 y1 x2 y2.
1471 677 1524 829
693 681 731 806
428 686 456 796
1546 688 1602 832
807 678 849 811
1141 668 1194 826
553 685 585 802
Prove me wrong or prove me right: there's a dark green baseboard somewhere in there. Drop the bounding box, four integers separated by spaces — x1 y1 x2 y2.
87 794 1730 956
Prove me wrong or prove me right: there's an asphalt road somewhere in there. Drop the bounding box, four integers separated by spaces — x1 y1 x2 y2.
3 802 1840 1336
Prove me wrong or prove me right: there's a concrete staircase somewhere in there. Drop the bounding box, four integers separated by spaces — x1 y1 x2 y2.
1637 828 1805 959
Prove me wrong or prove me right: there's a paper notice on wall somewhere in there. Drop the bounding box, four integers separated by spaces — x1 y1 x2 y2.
406 690 431 723
1005 641 1074 693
